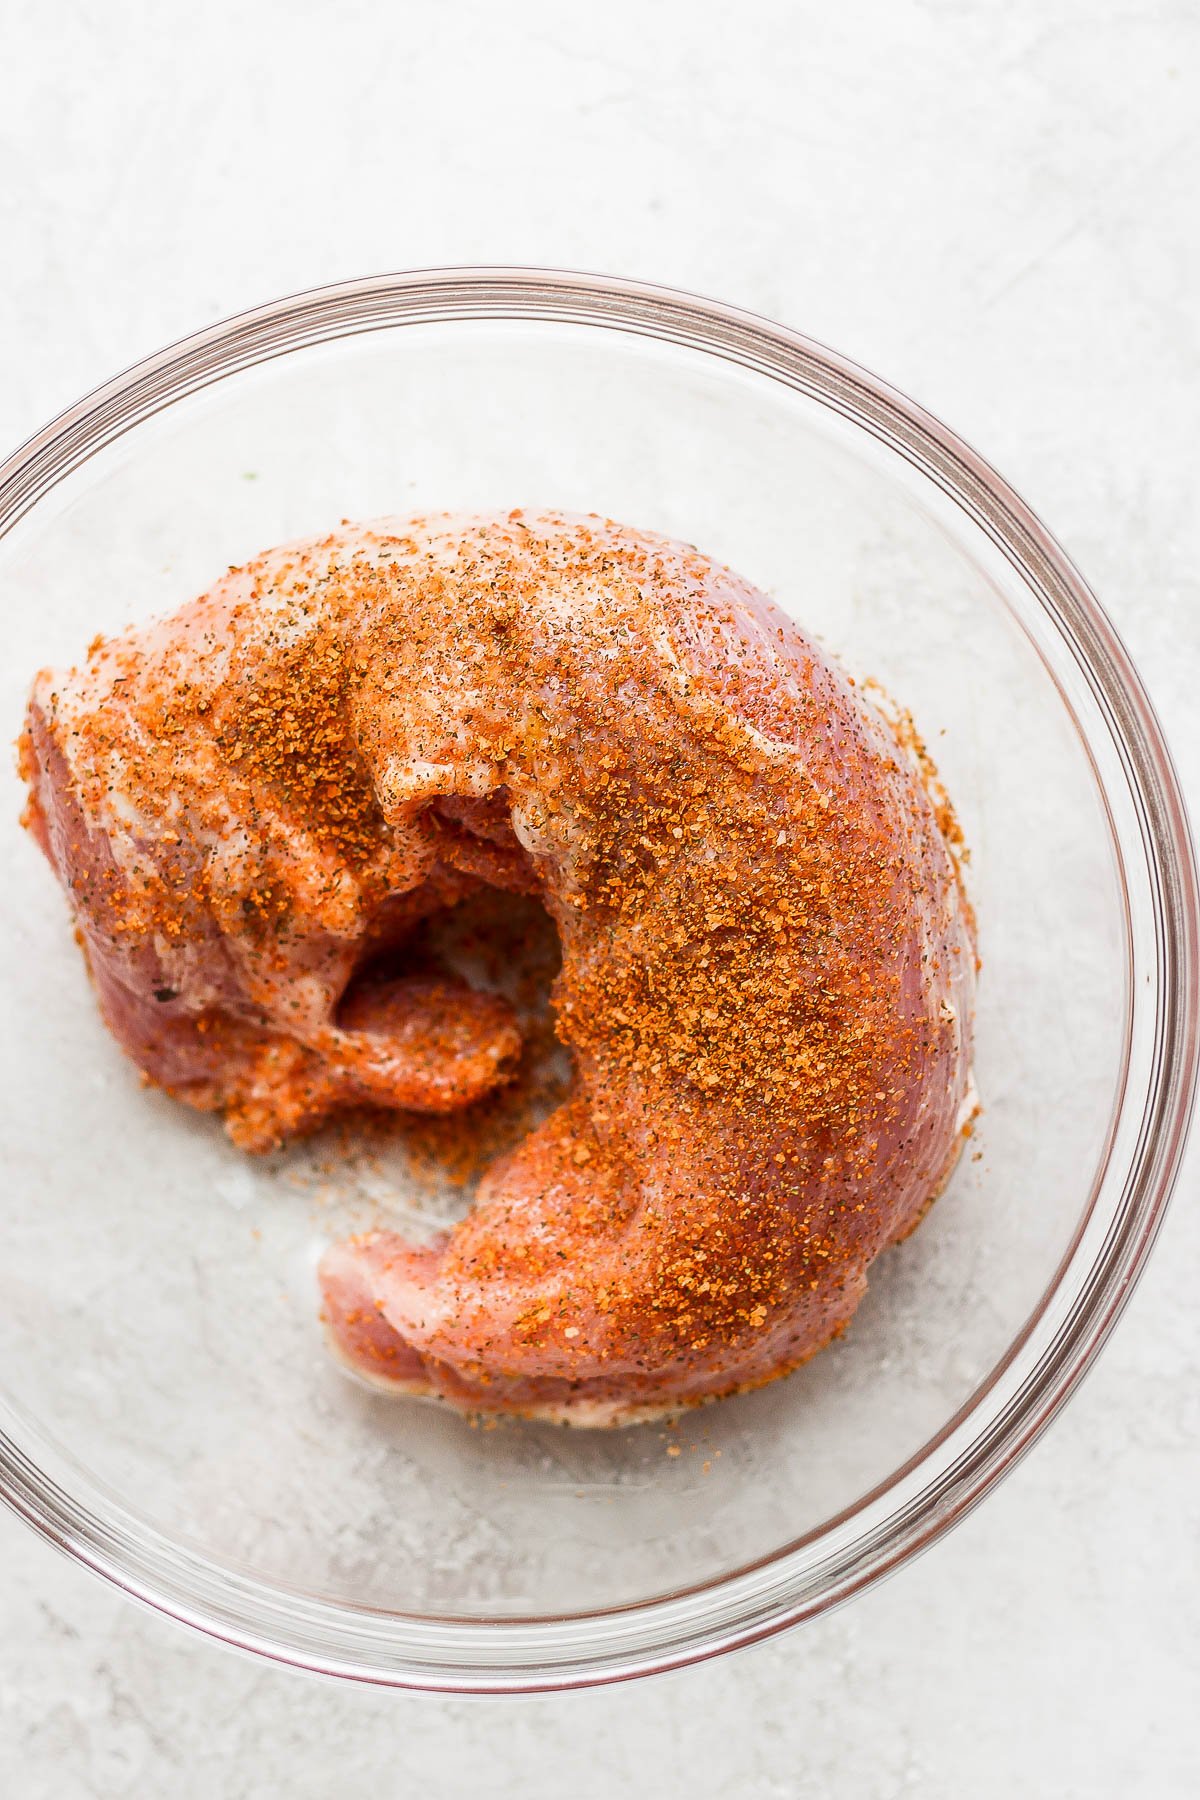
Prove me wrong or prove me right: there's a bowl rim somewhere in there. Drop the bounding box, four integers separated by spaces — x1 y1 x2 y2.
1 265 1196 1692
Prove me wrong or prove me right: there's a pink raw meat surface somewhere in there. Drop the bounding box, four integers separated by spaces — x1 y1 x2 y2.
22 511 976 1423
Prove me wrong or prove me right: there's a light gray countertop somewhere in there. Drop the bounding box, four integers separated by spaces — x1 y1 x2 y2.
1 2 1196 1794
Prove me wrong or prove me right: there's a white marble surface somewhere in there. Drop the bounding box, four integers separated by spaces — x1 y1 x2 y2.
1 1 1197 1794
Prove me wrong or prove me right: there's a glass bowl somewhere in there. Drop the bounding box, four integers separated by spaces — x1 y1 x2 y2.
0 270 1195 1693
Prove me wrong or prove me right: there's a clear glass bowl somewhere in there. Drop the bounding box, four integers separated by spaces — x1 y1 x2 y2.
0 270 1195 1692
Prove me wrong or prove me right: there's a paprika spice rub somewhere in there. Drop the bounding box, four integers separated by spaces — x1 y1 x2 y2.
21 511 977 1424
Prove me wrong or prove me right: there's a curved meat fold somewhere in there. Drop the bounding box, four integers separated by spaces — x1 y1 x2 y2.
22 511 977 1423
